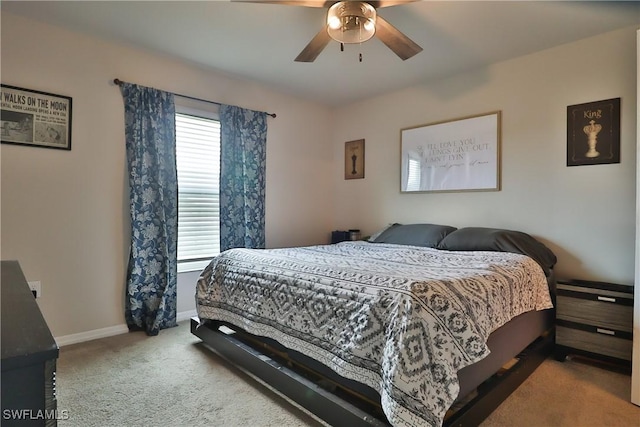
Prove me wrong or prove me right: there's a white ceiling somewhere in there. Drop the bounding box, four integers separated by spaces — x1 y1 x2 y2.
2 1 639 107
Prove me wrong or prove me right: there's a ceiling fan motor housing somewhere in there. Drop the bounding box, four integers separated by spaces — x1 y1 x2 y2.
327 1 377 44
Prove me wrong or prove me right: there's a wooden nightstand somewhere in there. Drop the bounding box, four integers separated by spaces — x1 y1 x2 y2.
554 279 633 367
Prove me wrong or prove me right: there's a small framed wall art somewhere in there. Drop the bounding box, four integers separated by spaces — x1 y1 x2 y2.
1 84 72 150
567 98 620 166
345 139 365 180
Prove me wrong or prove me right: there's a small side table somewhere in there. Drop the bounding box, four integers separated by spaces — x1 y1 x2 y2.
554 279 633 368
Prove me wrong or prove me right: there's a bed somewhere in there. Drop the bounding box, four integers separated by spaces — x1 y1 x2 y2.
193 224 557 426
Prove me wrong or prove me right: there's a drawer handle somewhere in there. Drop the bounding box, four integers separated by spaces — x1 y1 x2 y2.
597 296 616 303
596 328 615 336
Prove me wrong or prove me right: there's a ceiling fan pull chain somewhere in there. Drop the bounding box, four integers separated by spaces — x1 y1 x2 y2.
358 18 362 62
341 42 344 52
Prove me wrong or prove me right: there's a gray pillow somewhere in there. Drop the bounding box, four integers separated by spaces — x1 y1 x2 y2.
371 223 457 248
367 223 399 242
436 227 557 275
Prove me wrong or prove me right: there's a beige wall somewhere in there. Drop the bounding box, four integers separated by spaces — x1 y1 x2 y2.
331 26 638 285
1 12 637 340
1 13 334 338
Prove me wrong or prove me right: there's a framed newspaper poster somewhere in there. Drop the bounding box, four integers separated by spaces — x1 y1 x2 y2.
1 84 72 150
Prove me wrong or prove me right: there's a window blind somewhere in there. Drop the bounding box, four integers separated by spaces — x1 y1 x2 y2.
175 113 220 266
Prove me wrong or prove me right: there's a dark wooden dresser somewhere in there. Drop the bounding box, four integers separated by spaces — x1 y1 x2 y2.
554 279 633 367
1 260 59 426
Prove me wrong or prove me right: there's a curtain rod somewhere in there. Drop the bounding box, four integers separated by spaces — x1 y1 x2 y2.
113 78 276 118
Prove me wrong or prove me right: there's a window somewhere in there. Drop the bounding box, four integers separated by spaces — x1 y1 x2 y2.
175 107 220 273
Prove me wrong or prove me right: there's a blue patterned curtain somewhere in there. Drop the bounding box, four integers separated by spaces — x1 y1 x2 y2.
120 83 178 336
219 105 267 251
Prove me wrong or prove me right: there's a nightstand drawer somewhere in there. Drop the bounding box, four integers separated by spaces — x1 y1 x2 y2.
556 325 632 361
556 295 633 332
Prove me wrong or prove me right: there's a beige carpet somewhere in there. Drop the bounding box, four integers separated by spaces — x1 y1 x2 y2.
56 320 639 427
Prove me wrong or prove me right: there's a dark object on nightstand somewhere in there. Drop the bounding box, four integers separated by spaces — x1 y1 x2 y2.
331 230 350 244
1 260 59 426
554 279 633 369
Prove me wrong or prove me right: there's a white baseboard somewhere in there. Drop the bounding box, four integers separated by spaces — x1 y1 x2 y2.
55 324 129 347
177 309 198 322
55 309 199 347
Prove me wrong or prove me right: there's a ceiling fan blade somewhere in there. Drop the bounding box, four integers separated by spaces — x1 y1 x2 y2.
230 0 335 7
371 0 419 8
230 0 417 6
375 15 422 60
295 27 332 62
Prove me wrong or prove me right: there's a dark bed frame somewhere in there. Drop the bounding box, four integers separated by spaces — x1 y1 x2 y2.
191 315 554 426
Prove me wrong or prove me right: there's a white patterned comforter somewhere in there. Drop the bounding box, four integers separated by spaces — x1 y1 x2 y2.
196 241 553 426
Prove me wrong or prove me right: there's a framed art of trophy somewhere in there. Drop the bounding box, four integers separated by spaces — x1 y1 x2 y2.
345 139 365 180
567 98 620 166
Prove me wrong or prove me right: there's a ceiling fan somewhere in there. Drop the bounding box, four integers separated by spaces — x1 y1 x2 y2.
231 0 423 62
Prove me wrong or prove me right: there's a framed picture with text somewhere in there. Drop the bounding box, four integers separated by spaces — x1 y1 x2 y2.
567 98 620 166
400 111 501 192
1 84 72 150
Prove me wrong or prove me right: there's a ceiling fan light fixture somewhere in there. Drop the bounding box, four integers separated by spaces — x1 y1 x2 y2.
326 1 377 44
